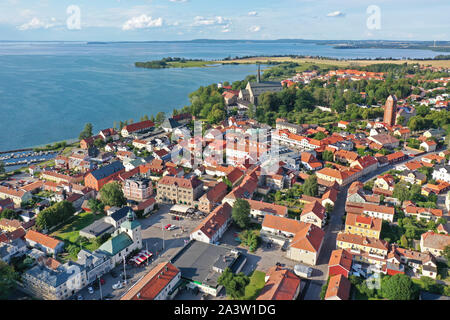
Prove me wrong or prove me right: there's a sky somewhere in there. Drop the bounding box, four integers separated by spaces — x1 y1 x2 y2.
0 0 449 41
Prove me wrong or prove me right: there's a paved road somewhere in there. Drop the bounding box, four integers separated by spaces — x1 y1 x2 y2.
301 147 447 299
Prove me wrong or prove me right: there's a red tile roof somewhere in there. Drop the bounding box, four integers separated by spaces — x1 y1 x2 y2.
25 230 62 249
325 274 351 300
122 120 155 133
121 262 180 300
158 176 202 189
328 249 353 272
247 199 288 217
191 202 232 240
257 266 301 300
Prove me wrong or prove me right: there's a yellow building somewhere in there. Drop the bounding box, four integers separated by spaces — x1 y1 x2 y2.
399 170 427 185
336 232 389 265
345 213 382 239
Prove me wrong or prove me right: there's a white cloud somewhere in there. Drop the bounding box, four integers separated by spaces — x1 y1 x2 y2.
17 17 56 31
326 11 345 17
249 25 261 32
122 14 163 30
193 16 229 26
169 0 187 2
248 11 258 16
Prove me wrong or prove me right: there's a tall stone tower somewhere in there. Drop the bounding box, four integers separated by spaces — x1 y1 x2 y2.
383 95 397 126
257 64 261 83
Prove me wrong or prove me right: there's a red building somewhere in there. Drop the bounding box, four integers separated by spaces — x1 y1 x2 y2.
383 95 397 126
328 249 353 278
84 161 125 191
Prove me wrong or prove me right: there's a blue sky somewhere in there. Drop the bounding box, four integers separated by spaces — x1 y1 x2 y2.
1 0 449 41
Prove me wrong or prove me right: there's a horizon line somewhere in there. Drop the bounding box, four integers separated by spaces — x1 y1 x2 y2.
0 38 449 43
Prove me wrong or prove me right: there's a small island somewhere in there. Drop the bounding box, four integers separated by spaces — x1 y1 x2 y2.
135 57 217 69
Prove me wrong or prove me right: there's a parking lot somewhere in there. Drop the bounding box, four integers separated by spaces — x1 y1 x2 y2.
220 225 307 276
74 204 206 300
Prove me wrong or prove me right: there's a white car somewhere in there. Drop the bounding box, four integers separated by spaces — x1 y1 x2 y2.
88 287 94 294
168 225 177 231
112 281 123 290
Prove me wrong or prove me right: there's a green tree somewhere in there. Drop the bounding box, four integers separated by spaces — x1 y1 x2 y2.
443 245 450 262
95 233 111 247
79 123 93 141
400 235 409 248
303 175 318 197
217 268 250 299
0 161 5 175
239 230 260 252
36 201 76 231
87 198 105 214
94 138 105 149
0 260 17 299
232 199 251 229
0 208 19 220
99 182 127 207
320 277 330 300
393 183 409 203
322 150 334 162
155 112 166 125
381 274 418 300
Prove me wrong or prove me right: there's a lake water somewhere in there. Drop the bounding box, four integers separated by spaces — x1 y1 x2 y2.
0 41 441 151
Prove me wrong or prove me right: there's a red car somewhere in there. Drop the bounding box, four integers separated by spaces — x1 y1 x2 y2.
164 224 172 230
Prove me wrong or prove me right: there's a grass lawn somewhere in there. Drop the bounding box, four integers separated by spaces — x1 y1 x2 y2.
240 270 266 300
51 211 105 254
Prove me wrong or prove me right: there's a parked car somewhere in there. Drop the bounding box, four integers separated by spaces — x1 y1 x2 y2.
112 281 123 290
77 295 83 300
88 287 94 294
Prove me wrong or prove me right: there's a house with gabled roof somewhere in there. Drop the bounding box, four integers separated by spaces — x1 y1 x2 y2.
328 249 353 278
121 262 181 300
25 230 64 257
261 215 324 265
336 232 389 266
420 231 450 261
345 213 382 239
324 274 351 300
198 182 228 213
190 202 232 244
257 266 301 300
121 120 155 138
300 200 326 228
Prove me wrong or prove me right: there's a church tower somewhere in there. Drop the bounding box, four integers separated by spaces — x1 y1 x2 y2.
383 95 397 126
121 209 142 250
257 64 261 83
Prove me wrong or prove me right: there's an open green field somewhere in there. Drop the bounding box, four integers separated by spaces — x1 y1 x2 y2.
240 270 266 300
220 56 450 68
51 211 105 252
